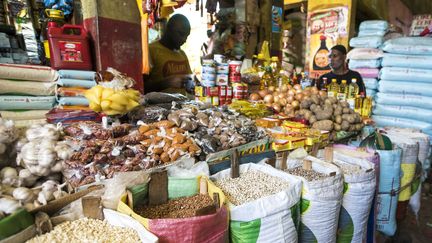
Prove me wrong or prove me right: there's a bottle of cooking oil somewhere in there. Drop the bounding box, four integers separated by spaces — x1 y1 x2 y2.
270 56 280 75
362 95 373 118
254 53 266 78
347 78 360 108
277 70 290 87
320 77 328 91
337 79 348 101
355 92 364 114
327 78 339 98
260 66 274 90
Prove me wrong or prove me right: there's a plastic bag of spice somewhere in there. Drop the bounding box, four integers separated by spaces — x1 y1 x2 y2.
117 176 228 243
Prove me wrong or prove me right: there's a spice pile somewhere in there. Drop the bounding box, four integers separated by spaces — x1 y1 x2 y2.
135 194 214 219
26 218 140 243
285 167 328 181
213 170 289 206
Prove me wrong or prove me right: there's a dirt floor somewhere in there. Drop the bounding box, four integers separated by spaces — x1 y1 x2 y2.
377 182 432 243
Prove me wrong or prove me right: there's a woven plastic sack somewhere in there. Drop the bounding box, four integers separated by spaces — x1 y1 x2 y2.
0 110 49 121
211 163 302 243
349 36 383 48
359 20 389 31
363 78 378 90
58 70 96 80
0 79 56 96
286 156 343 243
358 29 387 37
380 67 432 83
382 54 432 69
375 92 432 110
331 153 376 243
366 89 377 97
58 97 89 106
376 148 402 236
0 96 56 110
382 37 432 55
373 104 432 123
117 176 229 243
348 59 381 69
57 78 96 88
347 48 384 60
378 80 432 97
0 63 58 82
372 115 432 131
353 68 379 78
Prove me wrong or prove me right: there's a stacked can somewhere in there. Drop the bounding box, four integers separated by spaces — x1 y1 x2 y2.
201 59 216 87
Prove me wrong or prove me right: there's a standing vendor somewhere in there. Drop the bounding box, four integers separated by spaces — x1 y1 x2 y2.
318 45 366 95
145 14 194 95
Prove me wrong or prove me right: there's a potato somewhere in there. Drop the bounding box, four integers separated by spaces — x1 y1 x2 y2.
312 120 334 131
315 109 333 120
300 99 313 109
334 124 342 131
333 107 343 116
342 114 357 123
340 101 349 108
342 108 351 114
310 104 318 112
341 120 350 131
304 110 313 120
355 123 364 131
335 115 342 124
309 115 317 124
310 95 320 105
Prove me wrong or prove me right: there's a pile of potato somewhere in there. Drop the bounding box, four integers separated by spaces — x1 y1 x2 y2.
249 85 364 133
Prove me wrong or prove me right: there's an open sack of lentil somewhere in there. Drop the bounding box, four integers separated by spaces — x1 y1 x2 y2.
329 150 376 243
284 152 343 243
331 144 380 243
117 176 228 243
210 163 302 243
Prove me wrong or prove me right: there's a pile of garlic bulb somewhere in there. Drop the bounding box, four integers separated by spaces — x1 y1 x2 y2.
0 118 19 165
16 124 74 177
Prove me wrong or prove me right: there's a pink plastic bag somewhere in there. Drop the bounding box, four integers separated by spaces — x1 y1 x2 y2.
353 68 380 78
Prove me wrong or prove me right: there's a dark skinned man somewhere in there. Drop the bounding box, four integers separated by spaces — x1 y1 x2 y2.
318 45 366 95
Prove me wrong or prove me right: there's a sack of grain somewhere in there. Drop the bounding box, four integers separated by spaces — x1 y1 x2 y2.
211 163 302 243
285 156 343 243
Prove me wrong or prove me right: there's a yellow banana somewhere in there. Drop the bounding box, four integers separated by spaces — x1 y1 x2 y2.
109 102 126 112
107 93 129 106
84 90 100 105
89 102 102 112
124 90 140 101
104 109 122 116
101 100 112 110
92 85 104 100
126 99 139 111
101 88 115 100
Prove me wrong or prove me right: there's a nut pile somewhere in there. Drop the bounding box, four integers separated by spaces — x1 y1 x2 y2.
135 194 214 219
213 170 289 206
26 218 140 243
333 161 362 175
285 167 328 181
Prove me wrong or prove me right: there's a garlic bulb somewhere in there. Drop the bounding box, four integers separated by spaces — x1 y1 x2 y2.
55 141 73 160
37 147 57 167
18 169 39 187
1 167 17 179
51 161 63 173
0 197 21 214
0 143 6 154
0 118 19 145
15 138 28 153
37 190 54 205
13 187 34 203
53 190 67 200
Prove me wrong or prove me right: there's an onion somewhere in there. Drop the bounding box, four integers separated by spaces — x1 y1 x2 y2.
293 84 301 90
276 87 281 92
273 91 279 97
311 86 319 94
278 93 286 99
295 93 304 101
279 98 287 106
303 90 311 96
273 95 280 103
287 84 293 90
287 95 294 103
264 94 274 104
258 90 268 98
268 86 276 92
288 90 295 96
272 103 282 113
292 100 300 108
281 85 289 92
319 90 327 98
249 93 261 101
295 89 302 94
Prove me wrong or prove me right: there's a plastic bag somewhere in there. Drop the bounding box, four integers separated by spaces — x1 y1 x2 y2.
372 115 432 131
127 105 169 124
58 97 89 106
0 79 56 96
0 96 56 110
349 36 383 48
347 48 384 60
363 78 378 90
378 80 432 97
382 53 432 69
348 59 381 69
358 29 387 37
143 92 188 105
353 68 379 78
373 104 432 123
375 92 432 110
382 37 432 55
58 70 96 80
359 20 389 31
57 78 96 88
380 67 432 83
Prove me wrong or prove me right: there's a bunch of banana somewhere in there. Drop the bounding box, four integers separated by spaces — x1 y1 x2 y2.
84 85 140 115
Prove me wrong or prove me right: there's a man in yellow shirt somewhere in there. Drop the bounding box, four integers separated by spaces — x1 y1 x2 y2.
145 14 193 95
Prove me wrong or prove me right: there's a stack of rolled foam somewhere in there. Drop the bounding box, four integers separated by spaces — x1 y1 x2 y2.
348 20 388 98
0 64 58 126
372 37 432 139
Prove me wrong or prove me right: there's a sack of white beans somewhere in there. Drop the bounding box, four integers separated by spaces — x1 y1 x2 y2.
331 152 376 243
211 163 302 243
285 156 343 243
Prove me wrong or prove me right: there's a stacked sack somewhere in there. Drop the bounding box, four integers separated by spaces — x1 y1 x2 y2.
46 70 101 125
0 64 58 126
348 20 388 98
373 37 432 139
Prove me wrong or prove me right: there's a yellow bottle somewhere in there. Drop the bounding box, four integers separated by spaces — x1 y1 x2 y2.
361 95 373 118
327 79 339 98
277 70 290 87
347 78 360 108
354 92 364 114
260 66 273 90
337 80 348 101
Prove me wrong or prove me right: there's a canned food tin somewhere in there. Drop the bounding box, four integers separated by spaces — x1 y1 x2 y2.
216 63 229 74
195 86 204 97
216 74 228 86
229 60 242 75
205 87 219 97
212 96 219 106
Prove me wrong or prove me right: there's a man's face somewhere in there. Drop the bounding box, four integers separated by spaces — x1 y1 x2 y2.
329 49 346 70
169 22 191 50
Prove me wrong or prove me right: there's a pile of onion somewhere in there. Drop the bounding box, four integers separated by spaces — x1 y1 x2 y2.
249 85 322 116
